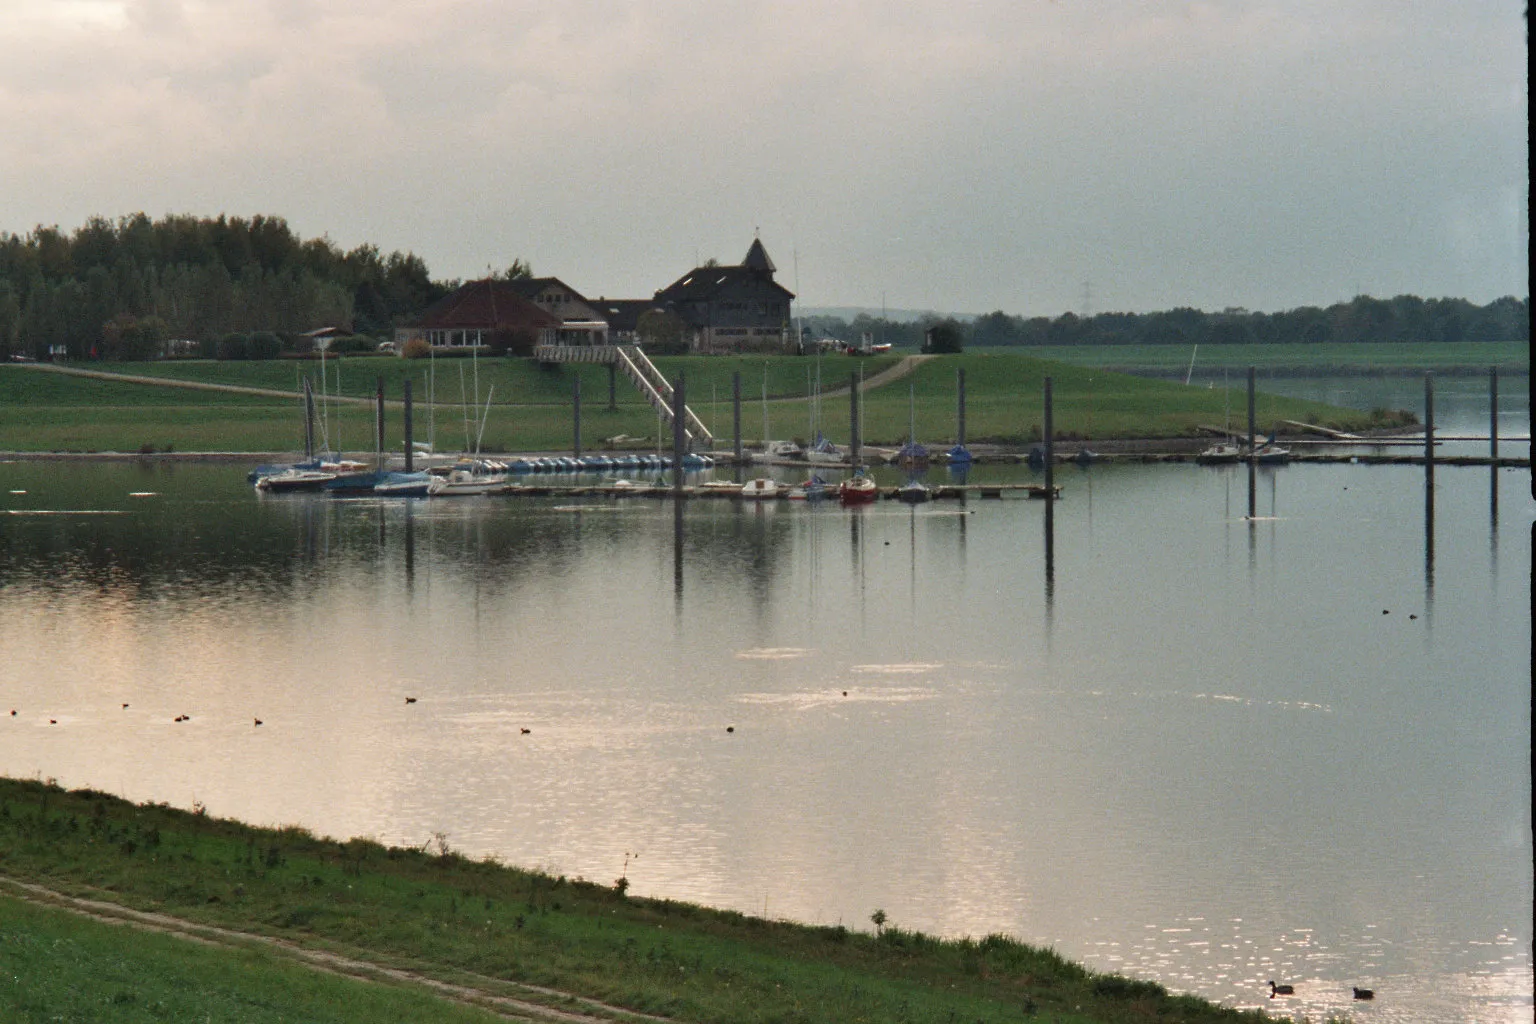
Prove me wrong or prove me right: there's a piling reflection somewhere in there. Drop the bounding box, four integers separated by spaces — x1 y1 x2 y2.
1424 474 1436 617
673 500 685 608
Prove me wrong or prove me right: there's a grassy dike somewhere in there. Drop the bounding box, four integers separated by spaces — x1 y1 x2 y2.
0 778 1284 1024
0 352 1409 455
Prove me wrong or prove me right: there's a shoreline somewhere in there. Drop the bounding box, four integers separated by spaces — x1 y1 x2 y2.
0 774 1267 1023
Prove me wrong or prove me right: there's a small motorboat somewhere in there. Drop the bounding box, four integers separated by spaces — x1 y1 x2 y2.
373 471 432 497
786 475 830 501
255 467 336 493
755 440 803 463
1251 443 1291 464
740 477 779 500
1196 442 1242 465
428 463 508 496
838 474 878 505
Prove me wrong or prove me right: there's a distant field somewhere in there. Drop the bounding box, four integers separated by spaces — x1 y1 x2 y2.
973 341 1528 373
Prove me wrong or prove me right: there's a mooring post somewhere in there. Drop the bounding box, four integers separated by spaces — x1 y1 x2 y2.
1043 375 1055 579
1489 365 1499 460
403 377 413 473
850 372 862 468
673 372 687 494
957 367 967 448
1247 366 1257 520
1424 372 1434 474
302 377 315 459
607 362 617 412
375 376 385 470
732 371 742 463
573 376 582 458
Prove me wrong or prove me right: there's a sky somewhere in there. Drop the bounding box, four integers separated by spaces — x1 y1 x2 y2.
0 0 1526 317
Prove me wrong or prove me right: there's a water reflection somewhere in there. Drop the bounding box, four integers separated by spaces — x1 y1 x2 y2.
1 460 1530 1024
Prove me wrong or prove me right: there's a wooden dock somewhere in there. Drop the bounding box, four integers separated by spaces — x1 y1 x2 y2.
495 482 1061 502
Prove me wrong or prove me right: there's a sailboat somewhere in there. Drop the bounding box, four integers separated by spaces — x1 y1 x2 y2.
1196 371 1241 464
838 471 878 504
896 382 928 468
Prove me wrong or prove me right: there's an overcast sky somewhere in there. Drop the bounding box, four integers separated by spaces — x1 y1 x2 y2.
0 1 1526 315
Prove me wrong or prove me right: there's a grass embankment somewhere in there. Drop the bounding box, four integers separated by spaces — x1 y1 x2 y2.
0 778 1273 1024
1 351 1408 454
0 894 509 1023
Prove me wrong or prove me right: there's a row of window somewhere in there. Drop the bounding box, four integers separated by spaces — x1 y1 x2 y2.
719 301 784 315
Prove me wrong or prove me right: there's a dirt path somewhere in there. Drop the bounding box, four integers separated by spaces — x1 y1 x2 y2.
815 354 933 398
19 361 338 401
0 875 671 1024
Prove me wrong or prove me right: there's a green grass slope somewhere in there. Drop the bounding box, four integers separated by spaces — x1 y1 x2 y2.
0 777 1276 1024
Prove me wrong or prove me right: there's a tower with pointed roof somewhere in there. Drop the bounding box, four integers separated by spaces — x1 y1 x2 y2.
652 238 796 354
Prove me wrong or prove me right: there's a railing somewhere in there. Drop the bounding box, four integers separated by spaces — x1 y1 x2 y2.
532 344 714 445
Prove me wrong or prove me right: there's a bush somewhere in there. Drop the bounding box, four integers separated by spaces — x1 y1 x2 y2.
248 331 282 360
215 333 249 360
327 334 377 355
401 338 431 359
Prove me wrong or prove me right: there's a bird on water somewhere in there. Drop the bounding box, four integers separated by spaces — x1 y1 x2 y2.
1268 981 1294 997
1353 987 1374 1000
405 697 417 704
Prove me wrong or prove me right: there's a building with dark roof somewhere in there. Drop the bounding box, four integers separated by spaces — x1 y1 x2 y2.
502 277 611 345
394 279 560 355
593 298 666 344
652 238 796 353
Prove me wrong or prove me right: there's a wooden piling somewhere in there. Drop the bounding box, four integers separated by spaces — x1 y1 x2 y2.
733 371 742 462
1246 365 1256 520
573 376 582 458
403 377 413 472
850 372 862 468
302 378 315 459
1044 376 1055 578
375 377 385 470
672 372 686 494
1424 372 1434 474
1490 366 1499 459
957 367 967 448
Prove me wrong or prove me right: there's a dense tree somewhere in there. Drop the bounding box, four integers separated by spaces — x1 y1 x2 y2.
0 213 446 360
922 319 965 353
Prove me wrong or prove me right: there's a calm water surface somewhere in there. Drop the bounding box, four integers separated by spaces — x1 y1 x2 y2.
1 380 1530 1023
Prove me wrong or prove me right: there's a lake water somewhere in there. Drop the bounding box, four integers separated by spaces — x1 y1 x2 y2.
1 377 1530 1022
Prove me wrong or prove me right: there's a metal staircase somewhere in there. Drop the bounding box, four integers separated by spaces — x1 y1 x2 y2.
534 344 713 446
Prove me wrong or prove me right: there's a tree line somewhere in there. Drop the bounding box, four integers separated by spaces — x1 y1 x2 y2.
800 294 1528 353
0 213 1526 361
0 213 446 360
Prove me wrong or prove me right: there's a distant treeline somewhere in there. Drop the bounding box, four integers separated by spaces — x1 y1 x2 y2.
805 294 1529 351
1 213 1528 362
0 214 447 360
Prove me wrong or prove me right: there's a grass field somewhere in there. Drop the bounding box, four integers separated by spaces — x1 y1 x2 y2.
973 341 1528 373
0 777 1275 1024
0 350 1415 454
0 894 509 1024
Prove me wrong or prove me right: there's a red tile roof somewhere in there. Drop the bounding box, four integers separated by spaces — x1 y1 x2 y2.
411 279 561 330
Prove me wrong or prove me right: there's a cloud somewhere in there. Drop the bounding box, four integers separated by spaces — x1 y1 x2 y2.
0 0 1525 312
